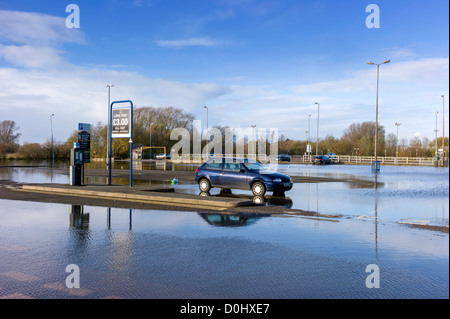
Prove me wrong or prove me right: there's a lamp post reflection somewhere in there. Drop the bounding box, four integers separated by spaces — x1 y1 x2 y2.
374 193 379 259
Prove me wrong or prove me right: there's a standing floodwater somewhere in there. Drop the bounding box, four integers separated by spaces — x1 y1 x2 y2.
0 200 448 299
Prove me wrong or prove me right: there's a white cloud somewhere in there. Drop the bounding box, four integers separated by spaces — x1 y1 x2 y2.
0 10 85 46
290 58 449 95
383 47 416 59
0 44 64 68
0 10 84 69
155 37 220 48
0 66 232 143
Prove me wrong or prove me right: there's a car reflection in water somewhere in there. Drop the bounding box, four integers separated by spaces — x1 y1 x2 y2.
198 212 271 227
199 189 293 209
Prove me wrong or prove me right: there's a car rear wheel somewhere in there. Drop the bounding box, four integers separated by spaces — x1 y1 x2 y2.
198 178 211 192
252 181 266 196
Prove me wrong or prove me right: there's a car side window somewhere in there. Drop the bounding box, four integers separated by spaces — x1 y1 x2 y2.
223 163 242 172
205 159 222 170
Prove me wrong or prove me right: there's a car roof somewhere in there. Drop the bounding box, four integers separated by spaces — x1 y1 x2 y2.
206 157 258 162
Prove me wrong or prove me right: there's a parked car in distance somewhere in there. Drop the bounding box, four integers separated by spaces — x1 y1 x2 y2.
274 154 291 162
326 153 337 163
155 153 171 159
195 157 293 196
312 155 331 165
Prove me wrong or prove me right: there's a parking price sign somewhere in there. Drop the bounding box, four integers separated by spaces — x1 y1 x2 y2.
111 108 131 138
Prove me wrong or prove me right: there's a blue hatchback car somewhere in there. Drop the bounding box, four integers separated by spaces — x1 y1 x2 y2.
194 157 293 196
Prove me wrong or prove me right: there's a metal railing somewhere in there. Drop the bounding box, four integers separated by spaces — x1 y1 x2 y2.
290 155 448 167
154 153 448 167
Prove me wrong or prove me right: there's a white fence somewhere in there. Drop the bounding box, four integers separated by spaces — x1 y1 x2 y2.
291 155 448 167
168 153 448 167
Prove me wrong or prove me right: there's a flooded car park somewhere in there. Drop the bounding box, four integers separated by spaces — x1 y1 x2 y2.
0 161 448 299
0 199 448 299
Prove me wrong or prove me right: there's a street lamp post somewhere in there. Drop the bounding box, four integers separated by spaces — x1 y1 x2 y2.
395 122 401 161
105 84 114 172
434 112 439 157
307 114 311 156
442 94 445 161
315 103 319 156
149 121 154 159
367 60 390 167
305 130 309 156
50 114 54 167
204 105 209 159
251 124 256 159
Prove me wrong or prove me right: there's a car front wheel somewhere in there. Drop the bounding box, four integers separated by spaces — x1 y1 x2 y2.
198 178 211 192
252 181 266 196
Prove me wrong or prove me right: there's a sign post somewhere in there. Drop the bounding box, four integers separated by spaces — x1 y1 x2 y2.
109 100 133 186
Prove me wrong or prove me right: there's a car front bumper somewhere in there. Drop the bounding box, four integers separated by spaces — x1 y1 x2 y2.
265 181 293 192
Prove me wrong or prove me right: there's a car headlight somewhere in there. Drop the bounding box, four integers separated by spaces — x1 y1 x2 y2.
273 178 282 182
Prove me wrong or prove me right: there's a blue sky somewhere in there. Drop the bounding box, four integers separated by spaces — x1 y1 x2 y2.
0 0 448 146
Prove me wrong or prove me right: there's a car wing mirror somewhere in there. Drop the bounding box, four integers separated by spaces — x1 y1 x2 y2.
240 168 246 173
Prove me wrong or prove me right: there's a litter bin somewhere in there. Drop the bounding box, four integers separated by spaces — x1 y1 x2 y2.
371 160 380 173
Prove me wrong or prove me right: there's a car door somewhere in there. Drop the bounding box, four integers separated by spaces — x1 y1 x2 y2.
220 162 248 189
203 158 223 186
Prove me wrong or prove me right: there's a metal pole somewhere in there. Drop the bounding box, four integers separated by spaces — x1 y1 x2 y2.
50 114 54 167
367 59 390 188
130 138 133 187
204 105 208 159
375 64 379 164
149 121 154 159
396 124 398 158
251 124 256 159
305 130 309 156
354 148 359 164
435 112 439 157
108 102 112 185
130 102 133 187
442 94 445 160
395 123 401 159
308 114 311 155
315 103 319 156
105 85 114 177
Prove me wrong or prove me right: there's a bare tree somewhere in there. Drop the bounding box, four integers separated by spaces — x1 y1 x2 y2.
0 120 21 154
341 121 385 156
133 106 195 156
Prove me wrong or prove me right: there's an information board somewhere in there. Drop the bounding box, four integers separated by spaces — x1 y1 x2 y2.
112 108 131 138
78 130 90 163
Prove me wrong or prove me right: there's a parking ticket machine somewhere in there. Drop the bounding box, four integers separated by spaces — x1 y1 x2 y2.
70 143 83 186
